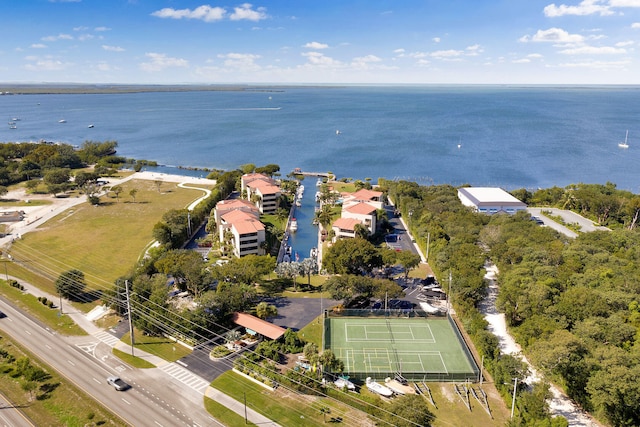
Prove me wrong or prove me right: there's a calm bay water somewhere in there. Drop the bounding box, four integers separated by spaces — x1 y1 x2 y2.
2 85 639 191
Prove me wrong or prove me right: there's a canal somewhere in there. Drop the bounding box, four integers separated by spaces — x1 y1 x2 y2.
285 179 320 261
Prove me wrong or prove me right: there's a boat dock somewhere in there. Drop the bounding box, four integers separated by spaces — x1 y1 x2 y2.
291 168 331 178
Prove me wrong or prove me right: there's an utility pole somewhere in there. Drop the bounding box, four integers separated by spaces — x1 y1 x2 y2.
511 377 518 419
125 280 135 356
426 232 430 262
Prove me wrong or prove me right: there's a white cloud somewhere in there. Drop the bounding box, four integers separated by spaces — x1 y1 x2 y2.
217 52 262 70
352 55 382 63
24 58 73 71
73 26 89 32
615 40 635 46
30 43 47 49
140 53 189 72
544 0 613 17
519 28 584 43
77 34 95 41
528 53 544 59
102 45 125 52
151 5 226 22
393 48 405 55
408 51 428 58
42 33 74 42
557 59 630 68
513 58 531 63
430 49 464 58
632 22 640 28
559 45 627 54
466 44 483 56
94 26 111 32
432 37 441 43
301 51 343 67
304 42 329 49
609 0 640 6
230 3 267 21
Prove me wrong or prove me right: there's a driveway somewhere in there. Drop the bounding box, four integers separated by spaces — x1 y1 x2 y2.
527 208 610 238
264 296 340 332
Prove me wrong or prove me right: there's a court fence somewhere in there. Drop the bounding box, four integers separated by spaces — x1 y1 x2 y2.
324 310 480 383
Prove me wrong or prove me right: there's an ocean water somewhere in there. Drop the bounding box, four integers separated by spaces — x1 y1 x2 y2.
2 85 639 191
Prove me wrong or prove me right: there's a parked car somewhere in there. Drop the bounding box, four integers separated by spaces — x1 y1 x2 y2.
106 376 130 391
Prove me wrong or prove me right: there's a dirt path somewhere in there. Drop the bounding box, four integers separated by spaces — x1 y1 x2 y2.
480 262 603 427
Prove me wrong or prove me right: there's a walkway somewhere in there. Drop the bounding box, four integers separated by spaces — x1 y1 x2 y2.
480 263 602 427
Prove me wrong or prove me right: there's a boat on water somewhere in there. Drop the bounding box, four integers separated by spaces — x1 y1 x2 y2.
88 124 95 128
619 130 629 148
290 218 298 232
316 178 323 187
365 377 393 397
334 376 356 391
9 125 17 129
336 129 341 135
58 119 67 123
295 198 302 207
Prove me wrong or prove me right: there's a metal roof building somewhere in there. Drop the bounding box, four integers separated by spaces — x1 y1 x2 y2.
457 187 527 214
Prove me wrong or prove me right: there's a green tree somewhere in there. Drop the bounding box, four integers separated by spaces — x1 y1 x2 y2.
111 185 123 202
322 238 382 275
129 188 138 202
378 394 434 427
396 250 421 280
255 301 278 320
43 168 71 196
55 269 86 301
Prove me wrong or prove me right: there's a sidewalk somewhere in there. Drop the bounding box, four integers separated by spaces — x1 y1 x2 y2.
5 278 280 426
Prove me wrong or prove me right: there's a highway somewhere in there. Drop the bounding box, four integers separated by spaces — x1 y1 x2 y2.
0 300 221 427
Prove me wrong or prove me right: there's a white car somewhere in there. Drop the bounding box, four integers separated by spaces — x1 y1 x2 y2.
106 376 130 391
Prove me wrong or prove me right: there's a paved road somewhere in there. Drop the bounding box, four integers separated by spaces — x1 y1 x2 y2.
0 298 219 427
0 390 35 427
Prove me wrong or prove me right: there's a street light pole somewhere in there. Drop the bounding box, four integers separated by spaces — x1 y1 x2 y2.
510 377 518 419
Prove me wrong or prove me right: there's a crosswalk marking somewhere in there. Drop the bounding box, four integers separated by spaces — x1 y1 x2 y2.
94 330 120 347
161 363 209 393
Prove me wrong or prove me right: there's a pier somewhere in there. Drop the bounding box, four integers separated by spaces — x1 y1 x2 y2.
291 168 331 178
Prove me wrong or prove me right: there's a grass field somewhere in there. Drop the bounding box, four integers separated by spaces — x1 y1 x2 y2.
6 179 214 298
325 315 478 382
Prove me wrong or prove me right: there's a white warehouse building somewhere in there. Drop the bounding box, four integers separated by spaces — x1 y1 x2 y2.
457 187 527 214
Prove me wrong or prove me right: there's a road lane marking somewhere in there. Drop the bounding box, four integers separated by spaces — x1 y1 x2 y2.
67 360 75 366
121 398 131 405
24 330 31 335
92 378 101 384
45 344 52 349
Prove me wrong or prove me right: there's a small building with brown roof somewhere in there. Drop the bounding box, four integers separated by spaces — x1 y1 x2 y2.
232 312 286 340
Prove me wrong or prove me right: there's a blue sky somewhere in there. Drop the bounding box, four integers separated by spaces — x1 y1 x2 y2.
2 0 640 84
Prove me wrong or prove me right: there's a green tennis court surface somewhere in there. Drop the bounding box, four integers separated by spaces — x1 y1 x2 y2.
324 315 478 382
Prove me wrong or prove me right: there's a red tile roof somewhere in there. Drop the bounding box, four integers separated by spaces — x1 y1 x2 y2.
222 210 264 234
332 217 362 231
345 202 377 215
232 312 286 340
351 189 383 200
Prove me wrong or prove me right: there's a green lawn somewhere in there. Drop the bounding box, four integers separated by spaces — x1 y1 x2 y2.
6 179 214 299
120 330 192 362
0 335 126 427
0 279 86 336
211 371 369 426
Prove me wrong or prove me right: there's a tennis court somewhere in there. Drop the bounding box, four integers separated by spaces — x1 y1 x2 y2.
324 314 478 382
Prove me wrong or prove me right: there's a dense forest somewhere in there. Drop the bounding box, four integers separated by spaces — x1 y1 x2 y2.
383 179 640 427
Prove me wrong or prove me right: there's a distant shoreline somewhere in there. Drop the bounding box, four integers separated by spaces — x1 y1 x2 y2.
0 84 343 95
